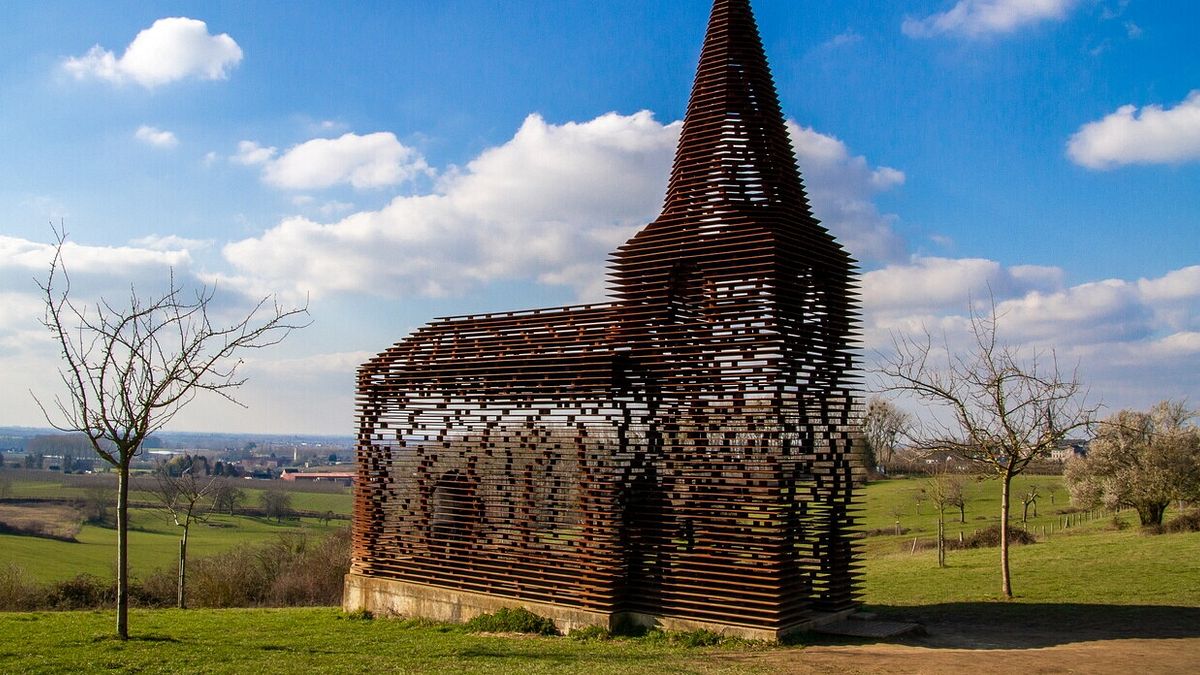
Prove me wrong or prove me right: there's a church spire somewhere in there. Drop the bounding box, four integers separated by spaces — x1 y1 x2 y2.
661 0 809 217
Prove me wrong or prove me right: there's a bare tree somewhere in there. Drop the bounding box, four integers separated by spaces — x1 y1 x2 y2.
151 459 218 608
33 231 307 639
1020 484 1040 524
81 485 114 525
946 475 967 524
1066 401 1200 526
920 471 959 568
212 480 246 516
261 487 293 523
878 303 1094 598
861 397 910 472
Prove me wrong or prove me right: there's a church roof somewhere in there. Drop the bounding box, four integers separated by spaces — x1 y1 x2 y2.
661 0 812 218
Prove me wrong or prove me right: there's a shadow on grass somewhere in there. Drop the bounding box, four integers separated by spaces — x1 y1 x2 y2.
89 634 180 644
866 602 1200 649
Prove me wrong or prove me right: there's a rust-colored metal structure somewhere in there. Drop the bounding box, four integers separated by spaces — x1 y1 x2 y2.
346 0 862 639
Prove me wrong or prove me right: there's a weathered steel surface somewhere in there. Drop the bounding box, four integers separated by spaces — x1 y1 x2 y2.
352 0 862 632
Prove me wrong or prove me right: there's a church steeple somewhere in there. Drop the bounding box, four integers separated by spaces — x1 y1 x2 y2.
661 0 810 217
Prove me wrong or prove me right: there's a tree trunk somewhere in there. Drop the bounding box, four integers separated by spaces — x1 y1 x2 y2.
937 513 946 568
959 504 965 523
178 523 189 609
1137 502 1167 526
116 463 131 639
1000 472 1013 598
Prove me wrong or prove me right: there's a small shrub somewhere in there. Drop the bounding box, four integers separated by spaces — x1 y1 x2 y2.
131 568 177 608
0 563 42 611
464 607 559 636
1165 510 1200 534
46 574 113 610
669 629 724 647
1109 515 1131 531
568 624 611 641
955 524 1036 549
863 527 909 537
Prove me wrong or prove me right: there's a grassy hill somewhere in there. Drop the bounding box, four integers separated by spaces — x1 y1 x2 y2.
1 471 350 581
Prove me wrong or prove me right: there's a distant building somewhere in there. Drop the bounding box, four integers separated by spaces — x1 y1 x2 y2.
280 471 355 486
1049 439 1088 462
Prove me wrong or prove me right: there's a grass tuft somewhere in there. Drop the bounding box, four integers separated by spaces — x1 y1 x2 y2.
464 607 559 636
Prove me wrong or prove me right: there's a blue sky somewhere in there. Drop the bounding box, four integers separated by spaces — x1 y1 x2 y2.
1 0 1197 434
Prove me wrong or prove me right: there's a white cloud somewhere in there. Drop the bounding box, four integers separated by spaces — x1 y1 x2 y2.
249 132 430 190
245 350 376 378
864 260 1200 415
823 30 864 49
63 17 242 88
128 234 212 252
862 257 1062 314
134 125 179 149
787 122 908 262
222 112 675 300
902 0 1079 38
1067 91 1200 169
220 112 908 302
0 235 190 275
232 140 277 166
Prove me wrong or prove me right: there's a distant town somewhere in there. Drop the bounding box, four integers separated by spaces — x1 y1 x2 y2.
0 427 356 482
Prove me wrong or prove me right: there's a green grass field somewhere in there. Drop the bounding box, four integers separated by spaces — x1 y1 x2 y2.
1 472 1197 673
0 608 754 675
0 497 346 582
1 471 353 582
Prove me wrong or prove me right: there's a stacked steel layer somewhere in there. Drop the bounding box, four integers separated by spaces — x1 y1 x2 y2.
351 0 862 635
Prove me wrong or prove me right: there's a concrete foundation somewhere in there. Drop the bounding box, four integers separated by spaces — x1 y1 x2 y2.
343 573 852 641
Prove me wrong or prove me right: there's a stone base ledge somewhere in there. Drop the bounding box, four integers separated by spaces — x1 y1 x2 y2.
343 573 853 641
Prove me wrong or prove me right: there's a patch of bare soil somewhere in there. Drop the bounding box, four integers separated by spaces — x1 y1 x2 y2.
707 637 1200 674
705 604 1200 674
0 503 82 541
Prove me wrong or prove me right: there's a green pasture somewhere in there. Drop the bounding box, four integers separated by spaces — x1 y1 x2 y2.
0 608 754 675
0 508 343 582
2 473 353 516
865 526 1200 607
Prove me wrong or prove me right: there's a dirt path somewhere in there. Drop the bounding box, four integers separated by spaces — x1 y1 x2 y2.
709 637 1200 674
705 604 1200 674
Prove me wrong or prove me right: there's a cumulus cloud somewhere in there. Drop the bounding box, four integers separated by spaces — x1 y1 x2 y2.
232 140 277 166
222 112 675 300
864 259 1200 414
1067 91 1200 169
134 125 179 149
0 234 197 364
903 0 1079 38
0 235 190 276
220 112 908 301
239 133 430 190
862 257 1062 315
787 122 907 262
128 234 212 251
62 17 242 88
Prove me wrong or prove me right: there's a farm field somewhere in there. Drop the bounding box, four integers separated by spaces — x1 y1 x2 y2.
0 471 351 581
